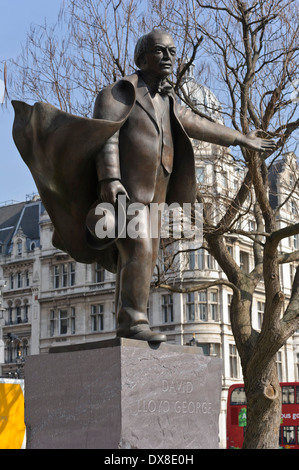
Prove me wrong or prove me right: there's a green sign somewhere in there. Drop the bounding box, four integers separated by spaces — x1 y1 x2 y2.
238 407 247 427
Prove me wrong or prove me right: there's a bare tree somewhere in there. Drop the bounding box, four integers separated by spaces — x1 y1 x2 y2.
7 0 205 114
6 0 299 449
152 0 299 449
8 0 143 114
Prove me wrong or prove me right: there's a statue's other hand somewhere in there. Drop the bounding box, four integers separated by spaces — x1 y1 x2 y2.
99 179 129 206
243 129 276 152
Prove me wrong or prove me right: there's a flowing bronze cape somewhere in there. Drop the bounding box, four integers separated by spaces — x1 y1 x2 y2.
12 74 197 273
12 80 137 273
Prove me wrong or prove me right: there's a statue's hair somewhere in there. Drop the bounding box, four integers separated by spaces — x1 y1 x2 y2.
134 29 171 68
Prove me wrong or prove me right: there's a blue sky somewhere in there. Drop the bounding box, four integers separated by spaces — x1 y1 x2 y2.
0 1 63 203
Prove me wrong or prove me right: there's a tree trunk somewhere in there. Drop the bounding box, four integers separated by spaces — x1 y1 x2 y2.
229 291 282 449
242 359 281 449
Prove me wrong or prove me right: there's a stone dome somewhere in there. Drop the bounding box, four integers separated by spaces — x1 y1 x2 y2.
181 64 224 124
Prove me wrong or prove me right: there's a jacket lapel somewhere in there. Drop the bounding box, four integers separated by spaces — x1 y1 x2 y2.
135 75 159 132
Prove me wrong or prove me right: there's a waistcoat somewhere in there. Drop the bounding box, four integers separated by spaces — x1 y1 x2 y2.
152 93 174 174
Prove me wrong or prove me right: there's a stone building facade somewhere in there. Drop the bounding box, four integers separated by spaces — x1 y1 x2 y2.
1 68 298 446
0 150 298 448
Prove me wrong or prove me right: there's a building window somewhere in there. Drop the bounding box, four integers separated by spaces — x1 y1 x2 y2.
54 266 60 288
199 291 207 321
71 307 76 334
10 273 14 289
206 252 215 269
59 310 68 335
162 294 173 323
227 294 233 323
16 306 22 324
95 263 105 283
196 249 216 270
282 427 296 446
5 341 13 363
17 240 22 256
257 301 265 330
49 308 73 337
188 251 195 270
21 339 29 358
91 304 104 331
290 200 297 215
277 351 283 381
290 264 296 285
197 249 204 270
17 272 22 289
209 291 218 321
50 310 55 337
240 251 249 273
226 243 233 257
53 263 76 289
229 344 238 378
196 167 205 184
282 385 295 404
186 292 195 321
25 271 29 287
69 263 76 286
62 264 68 287
8 306 13 325
24 302 29 323
198 343 220 357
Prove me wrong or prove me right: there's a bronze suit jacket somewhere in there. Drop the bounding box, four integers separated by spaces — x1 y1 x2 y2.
12 72 238 272
93 72 196 206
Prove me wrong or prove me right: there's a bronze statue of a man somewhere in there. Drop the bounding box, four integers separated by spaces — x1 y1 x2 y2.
12 30 275 343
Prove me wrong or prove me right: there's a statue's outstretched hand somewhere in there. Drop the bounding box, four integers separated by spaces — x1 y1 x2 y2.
242 129 276 152
99 179 129 206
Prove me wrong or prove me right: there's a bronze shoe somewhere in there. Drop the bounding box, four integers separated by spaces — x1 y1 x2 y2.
117 324 166 343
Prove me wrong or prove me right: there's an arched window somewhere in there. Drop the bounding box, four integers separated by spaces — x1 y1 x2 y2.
15 299 22 324
21 339 29 357
5 339 13 363
23 299 29 323
17 272 22 288
24 271 30 287
17 239 22 256
6 300 13 325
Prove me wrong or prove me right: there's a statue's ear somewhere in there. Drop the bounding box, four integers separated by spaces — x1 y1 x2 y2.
138 53 147 68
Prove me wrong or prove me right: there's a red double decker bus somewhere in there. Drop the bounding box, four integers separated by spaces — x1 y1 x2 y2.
227 382 299 449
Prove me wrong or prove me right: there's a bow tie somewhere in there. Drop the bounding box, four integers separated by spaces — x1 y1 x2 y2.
156 80 173 96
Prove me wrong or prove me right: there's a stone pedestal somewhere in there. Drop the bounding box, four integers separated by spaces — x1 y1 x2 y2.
24 338 222 449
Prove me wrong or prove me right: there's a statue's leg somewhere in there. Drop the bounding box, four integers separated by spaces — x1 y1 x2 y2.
115 204 166 342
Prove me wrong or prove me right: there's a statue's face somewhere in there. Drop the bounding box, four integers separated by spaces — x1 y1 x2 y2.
140 31 176 79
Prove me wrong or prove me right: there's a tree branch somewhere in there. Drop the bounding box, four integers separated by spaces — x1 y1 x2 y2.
157 279 241 300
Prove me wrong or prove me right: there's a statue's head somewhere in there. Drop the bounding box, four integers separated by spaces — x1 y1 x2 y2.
134 30 176 79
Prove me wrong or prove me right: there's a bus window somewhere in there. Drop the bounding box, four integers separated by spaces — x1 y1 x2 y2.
282 386 295 404
230 387 247 405
282 426 296 445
